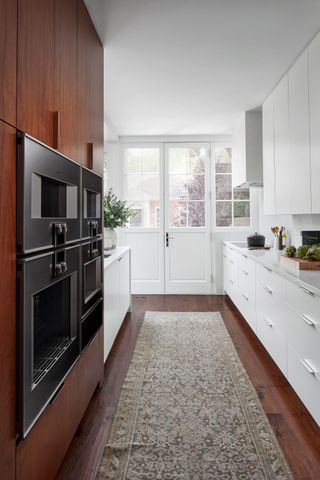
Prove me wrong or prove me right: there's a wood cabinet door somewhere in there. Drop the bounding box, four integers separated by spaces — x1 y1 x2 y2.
78 0 104 173
77 0 92 167
17 0 55 147
54 0 78 161
90 31 104 175
0 0 17 126
0 120 16 479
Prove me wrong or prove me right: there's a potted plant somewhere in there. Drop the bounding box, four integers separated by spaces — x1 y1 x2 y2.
103 189 135 249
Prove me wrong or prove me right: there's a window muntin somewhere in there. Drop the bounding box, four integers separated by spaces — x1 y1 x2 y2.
214 147 250 227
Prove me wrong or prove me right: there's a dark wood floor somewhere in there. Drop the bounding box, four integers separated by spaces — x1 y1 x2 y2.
57 295 320 480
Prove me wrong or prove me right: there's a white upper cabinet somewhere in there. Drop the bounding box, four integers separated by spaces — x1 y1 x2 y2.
273 74 290 214
262 32 320 215
262 93 275 214
288 50 311 214
309 32 320 213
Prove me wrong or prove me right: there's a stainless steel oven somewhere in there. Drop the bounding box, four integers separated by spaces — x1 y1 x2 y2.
82 167 103 240
81 238 103 350
17 245 81 438
17 133 81 254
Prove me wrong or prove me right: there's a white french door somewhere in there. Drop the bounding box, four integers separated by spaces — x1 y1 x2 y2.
164 143 211 293
121 142 211 294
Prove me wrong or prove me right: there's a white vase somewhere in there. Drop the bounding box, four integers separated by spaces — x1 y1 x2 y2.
104 228 117 249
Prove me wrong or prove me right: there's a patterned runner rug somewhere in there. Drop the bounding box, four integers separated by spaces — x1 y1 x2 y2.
97 311 293 479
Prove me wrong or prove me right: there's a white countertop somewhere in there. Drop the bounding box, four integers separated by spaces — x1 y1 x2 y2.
224 241 320 296
104 246 130 270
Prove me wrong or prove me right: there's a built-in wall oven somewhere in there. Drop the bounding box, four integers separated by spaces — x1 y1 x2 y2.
17 133 81 254
16 133 104 438
81 168 103 350
17 245 80 437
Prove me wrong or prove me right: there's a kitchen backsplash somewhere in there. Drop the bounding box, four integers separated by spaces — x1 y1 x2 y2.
257 189 320 247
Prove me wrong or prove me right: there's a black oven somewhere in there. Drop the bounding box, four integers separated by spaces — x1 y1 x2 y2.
82 167 103 240
81 238 103 350
17 133 81 254
17 245 81 438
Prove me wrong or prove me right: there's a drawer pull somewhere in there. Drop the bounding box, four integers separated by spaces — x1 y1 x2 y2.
264 317 273 327
229 260 234 264
223 254 227 258
300 314 319 327
242 270 248 276
299 285 314 296
229 247 234 251
263 265 272 272
263 286 273 294
229 279 234 285
242 293 249 301
242 254 248 259
300 358 320 377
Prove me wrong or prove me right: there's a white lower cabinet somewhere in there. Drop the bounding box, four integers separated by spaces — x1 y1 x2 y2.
255 282 288 376
104 249 131 362
288 344 320 426
223 243 320 426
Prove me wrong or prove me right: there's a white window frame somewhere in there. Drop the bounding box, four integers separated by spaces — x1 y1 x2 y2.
212 142 252 232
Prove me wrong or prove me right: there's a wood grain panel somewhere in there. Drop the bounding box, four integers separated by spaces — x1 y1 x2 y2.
77 0 104 172
17 0 54 146
17 329 102 480
0 0 17 126
54 0 78 161
77 0 91 166
0 120 17 479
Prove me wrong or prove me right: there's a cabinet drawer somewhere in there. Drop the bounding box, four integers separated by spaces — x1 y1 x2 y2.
256 282 288 337
257 310 287 376
288 344 320 425
286 305 320 367
286 280 320 326
256 263 286 299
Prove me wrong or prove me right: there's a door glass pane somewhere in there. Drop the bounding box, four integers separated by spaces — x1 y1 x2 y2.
188 201 205 227
169 200 187 227
124 147 160 228
188 175 205 200
169 175 188 199
168 146 207 227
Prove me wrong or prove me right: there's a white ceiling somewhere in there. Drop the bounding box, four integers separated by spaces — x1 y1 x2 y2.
85 0 320 137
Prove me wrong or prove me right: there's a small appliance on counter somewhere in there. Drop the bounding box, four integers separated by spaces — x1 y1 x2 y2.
247 232 268 249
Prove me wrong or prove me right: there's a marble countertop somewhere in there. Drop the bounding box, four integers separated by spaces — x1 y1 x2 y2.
104 246 130 270
224 241 320 296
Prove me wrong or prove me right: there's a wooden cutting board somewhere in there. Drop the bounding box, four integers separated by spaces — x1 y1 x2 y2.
280 255 320 270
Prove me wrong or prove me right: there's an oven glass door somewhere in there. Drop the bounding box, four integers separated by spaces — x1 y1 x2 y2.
82 168 102 239
18 245 80 438
82 239 103 315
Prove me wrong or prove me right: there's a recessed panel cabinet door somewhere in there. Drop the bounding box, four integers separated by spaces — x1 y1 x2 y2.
309 32 320 213
0 120 16 479
54 0 78 161
17 0 55 147
0 0 17 126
